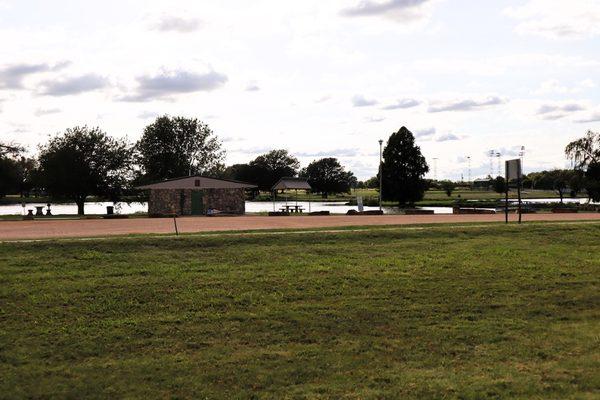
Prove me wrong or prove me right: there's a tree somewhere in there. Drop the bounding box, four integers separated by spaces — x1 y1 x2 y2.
551 171 569 203
136 116 224 182
0 142 23 157
565 130 600 168
566 131 600 203
0 142 30 198
37 126 133 215
381 126 429 205
248 149 300 191
440 180 455 197
300 158 355 198
585 163 600 202
568 170 584 197
492 176 506 194
365 176 379 189
0 156 20 198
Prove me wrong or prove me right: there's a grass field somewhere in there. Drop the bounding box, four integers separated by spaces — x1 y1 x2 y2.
1 223 599 398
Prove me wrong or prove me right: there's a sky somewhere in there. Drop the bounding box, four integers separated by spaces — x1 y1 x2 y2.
0 0 599 180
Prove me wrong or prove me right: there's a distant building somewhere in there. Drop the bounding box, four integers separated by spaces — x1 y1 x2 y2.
271 177 312 192
136 175 257 216
472 178 492 190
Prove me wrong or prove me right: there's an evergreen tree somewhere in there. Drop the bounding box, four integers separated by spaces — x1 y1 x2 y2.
381 127 429 205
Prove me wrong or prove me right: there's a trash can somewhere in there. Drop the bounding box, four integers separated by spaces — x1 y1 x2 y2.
106 206 114 215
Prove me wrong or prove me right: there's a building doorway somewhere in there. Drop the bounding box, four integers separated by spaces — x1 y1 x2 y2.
191 190 204 215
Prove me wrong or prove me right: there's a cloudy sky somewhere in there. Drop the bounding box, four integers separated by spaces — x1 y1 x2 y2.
1 0 599 179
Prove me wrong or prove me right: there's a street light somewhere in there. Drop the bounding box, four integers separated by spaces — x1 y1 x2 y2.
379 139 383 212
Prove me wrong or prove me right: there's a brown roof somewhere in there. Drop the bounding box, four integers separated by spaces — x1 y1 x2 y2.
271 177 312 191
136 175 257 190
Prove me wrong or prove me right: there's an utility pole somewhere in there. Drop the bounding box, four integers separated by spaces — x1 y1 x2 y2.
519 146 526 191
379 139 383 212
496 152 502 177
467 156 472 184
519 146 525 174
489 150 495 177
433 157 438 181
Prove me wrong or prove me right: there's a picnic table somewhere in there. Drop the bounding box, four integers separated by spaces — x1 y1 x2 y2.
280 205 305 213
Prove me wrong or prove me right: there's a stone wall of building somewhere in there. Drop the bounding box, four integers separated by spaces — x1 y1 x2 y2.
148 189 190 216
204 188 246 214
148 188 245 216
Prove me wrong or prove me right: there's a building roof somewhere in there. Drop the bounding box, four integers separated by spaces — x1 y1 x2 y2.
136 175 257 190
271 177 312 191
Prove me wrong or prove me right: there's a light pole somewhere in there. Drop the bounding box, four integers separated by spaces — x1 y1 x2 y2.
379 139 383 212
467 156 471 185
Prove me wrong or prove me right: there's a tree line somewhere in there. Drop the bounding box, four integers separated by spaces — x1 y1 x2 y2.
2 119 597 214
0 116 359 214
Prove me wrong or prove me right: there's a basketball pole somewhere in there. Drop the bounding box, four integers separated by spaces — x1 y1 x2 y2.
517 161 522 224
504 161 509 224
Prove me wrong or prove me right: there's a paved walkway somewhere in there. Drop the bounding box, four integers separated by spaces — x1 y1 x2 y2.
1 213 599 241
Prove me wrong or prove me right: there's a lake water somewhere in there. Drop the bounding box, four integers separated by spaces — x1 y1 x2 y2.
0 200 452 215
0 202 148 216
0 197 593 216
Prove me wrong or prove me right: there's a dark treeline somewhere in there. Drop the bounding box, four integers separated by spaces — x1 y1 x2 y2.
2 119 598 213
356 129 600 204
0 116 358 214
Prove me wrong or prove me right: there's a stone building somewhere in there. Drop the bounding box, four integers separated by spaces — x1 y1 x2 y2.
136 176 257 216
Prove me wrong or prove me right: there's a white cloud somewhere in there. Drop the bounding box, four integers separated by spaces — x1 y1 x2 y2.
536 102 586 120
341 0 438 24
297 148 359 157
120 69 228 102
504 0 600 39
315 95 332 103
39 74 109 96
365 116 385 123
34 107 61 116
428 96 506 113
574 111 600 123
0 61 69 89
245 82 260 92
436 133 461 142
151 15 202 33
351 94 378 107
414 127 435 138
381 98 421 110
533 79 595 95
137 111 159 119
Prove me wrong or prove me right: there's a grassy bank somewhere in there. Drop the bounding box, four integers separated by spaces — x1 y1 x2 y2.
1 224 599 398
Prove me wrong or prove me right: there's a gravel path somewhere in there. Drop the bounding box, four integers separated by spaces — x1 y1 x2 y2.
1 213 599 241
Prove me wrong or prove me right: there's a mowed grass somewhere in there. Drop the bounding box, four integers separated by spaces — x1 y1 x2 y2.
1 224 599 399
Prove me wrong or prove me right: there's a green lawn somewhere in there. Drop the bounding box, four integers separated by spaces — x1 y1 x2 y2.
1 223 599 399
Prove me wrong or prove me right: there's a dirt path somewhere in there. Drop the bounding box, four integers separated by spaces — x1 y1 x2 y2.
0 213 599 241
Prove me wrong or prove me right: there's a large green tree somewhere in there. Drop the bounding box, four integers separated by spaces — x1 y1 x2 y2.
381 127 429 205
0 142 33 198
0 157 20 198
300 157 355 198
565 130 600 202
37 126 133 215
584 163 600 202
136 116 224 182
247 149 300 191
565 130 599 168
0 142 23 157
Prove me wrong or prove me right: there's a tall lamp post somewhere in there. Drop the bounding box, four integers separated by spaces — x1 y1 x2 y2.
379 139 383 212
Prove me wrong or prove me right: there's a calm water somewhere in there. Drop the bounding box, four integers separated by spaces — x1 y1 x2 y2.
1 197 592 216
1 202 147 216
0 200 452 215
